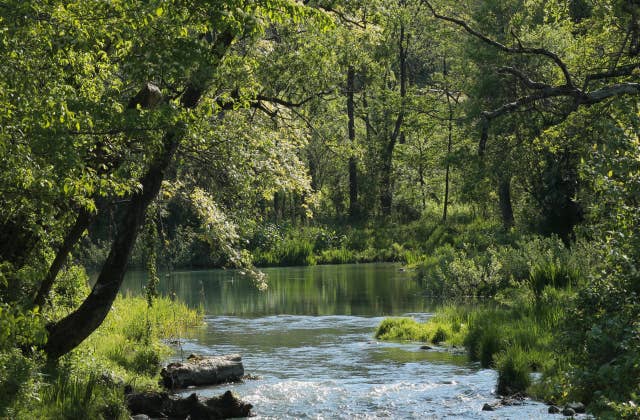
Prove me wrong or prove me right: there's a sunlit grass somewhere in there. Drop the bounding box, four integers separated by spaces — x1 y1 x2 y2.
14 296 203 419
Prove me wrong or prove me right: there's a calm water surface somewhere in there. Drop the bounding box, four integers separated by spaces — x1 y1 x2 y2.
122 263 554 419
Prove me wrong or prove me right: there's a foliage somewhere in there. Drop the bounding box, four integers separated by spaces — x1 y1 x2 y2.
0 294 202 418
1 0 640 415
495 346 532 396
376 284 572 396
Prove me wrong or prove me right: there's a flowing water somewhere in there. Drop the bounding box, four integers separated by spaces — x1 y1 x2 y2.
122 263 555 419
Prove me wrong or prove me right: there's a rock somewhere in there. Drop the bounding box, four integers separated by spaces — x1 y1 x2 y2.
562 407 576 416
130 415 151 420
548 405 561 414
126 390 252 419
566 401 586 413
420 345 433 350
500 395 525 406
161 354 244 390
482 403 495 411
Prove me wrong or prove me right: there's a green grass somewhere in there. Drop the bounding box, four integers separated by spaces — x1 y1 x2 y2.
375 305 471 347
81 295 202 386
375 292 568 397
4 295 203 419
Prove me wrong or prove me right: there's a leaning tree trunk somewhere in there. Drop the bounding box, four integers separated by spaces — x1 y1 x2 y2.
44 31 234 360
33 207 94 308
44 127 183 359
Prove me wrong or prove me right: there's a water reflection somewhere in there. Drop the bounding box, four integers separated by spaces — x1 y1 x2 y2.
122 263 432 316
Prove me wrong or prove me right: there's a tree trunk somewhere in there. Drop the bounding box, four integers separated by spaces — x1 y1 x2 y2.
44 127 183 359
380 22 408 217
379 154 393 217
442 87 454 222
43 30 234 359
33 208 94 308
347 66 359 220
498 177 515 230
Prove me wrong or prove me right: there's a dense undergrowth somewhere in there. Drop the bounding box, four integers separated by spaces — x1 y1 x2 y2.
0 270 202 419
251 205 492 267
373 213 640 418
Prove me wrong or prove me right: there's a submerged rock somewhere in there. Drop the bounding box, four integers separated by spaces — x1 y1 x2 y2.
419 345 433 350
482 403 495 411
126 390 252 419
562 407 576 416
161 354 244 390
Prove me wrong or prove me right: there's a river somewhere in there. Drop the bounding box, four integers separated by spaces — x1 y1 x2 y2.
122 263 555 419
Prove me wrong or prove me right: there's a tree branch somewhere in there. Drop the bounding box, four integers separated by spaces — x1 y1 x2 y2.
422 0 574 87
498 66 550 90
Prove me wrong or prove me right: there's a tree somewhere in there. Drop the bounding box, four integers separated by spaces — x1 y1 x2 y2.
0 0 320 359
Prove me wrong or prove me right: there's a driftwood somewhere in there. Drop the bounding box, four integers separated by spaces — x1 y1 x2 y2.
161 354 244 390
126 390 253 419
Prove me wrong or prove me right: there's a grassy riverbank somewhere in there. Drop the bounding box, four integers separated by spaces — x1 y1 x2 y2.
376 295 564 397
1 295 202 419
374 235 640 418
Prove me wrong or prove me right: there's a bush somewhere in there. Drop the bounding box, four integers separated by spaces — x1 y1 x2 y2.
495 347 532 396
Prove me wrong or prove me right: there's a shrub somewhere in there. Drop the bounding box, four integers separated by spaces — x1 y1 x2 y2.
431 326 449 344
495 347 532 396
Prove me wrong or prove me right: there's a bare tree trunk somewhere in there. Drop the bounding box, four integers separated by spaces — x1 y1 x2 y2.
347 66 359 220
498 176 515 229
380 22 408 217
442 86 454 222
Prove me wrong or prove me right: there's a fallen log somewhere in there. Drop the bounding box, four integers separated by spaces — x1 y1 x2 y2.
126 390 253 419
161 354 244 390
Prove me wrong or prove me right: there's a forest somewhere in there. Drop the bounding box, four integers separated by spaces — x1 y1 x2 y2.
1 0 639 418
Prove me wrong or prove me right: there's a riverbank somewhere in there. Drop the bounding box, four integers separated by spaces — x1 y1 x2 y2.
1 296 202 419
375 298 563 397
374 289 629 418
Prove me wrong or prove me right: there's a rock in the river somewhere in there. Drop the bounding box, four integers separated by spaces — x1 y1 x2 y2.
419 345 433 350
548 405 561 414
126 390 252 419
562 407 576 416
482 403 495 411
161 354 244 390
566 401 586 413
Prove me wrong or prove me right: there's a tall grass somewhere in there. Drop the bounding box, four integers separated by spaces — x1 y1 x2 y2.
82 295 202 384
375 289 570 397
7 296 203 419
